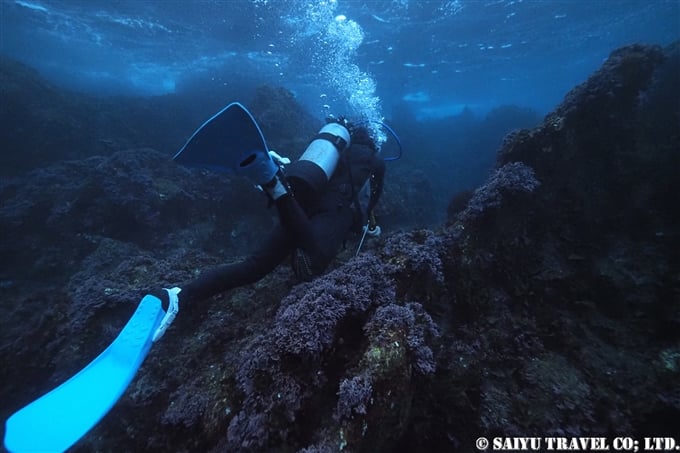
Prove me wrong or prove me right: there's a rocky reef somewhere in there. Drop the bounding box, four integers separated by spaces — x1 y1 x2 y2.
433 43 679 446
0 42 678 452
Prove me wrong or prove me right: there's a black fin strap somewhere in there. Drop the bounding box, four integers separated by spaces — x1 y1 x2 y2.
316 132 348 152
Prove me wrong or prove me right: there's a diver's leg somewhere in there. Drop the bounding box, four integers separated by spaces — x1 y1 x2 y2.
180 225 293 304
289 204 355 280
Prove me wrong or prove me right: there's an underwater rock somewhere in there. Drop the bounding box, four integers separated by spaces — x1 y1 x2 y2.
456 161 541 224
432 42 680 448
321 302 439 452
225 254 439 452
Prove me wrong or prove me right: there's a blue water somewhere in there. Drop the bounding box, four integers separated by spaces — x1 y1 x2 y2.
1 0 678 122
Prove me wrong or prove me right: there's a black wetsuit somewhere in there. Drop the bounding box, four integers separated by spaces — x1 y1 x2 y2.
178 142 385 304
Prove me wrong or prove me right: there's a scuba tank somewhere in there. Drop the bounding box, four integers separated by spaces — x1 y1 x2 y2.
286 116 402 193
286 121 351 192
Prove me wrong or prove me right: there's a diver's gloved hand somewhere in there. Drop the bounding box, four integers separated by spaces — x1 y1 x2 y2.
269 150 291 165
152 287 181 342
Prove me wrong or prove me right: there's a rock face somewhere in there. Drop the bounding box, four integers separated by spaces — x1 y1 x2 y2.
433 43 679 446
0 42 678 452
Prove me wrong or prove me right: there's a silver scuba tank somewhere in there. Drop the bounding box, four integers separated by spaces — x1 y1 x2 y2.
299 122 351 179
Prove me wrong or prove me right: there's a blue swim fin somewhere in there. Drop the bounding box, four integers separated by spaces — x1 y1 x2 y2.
4 295 165 453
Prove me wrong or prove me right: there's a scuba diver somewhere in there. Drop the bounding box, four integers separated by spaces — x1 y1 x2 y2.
1 108 399 453
151 116 385 338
